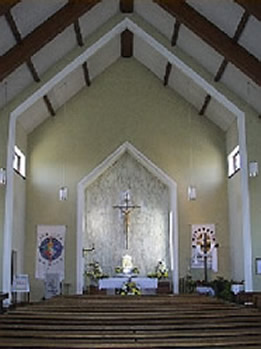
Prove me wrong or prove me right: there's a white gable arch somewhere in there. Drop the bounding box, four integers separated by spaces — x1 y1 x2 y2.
76 141 179 294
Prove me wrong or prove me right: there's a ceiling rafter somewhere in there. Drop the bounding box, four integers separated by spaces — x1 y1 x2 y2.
199 94 212 116
0 0 101 83
120 0 134 13
214 10 249 82
121 29 133 57
234 0 261 21
171 20 181 47
74 19 84 47
5 9 40 82
0 0 20 17
72 19 91 87
82 61 91 86
43 95 56 117
163 62 172 86
154 0 261 86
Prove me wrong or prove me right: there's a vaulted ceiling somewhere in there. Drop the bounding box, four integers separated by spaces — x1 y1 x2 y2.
0 0 260 133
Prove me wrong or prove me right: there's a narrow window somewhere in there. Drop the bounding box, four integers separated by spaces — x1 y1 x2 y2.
228 145 240 178
13 145 26 178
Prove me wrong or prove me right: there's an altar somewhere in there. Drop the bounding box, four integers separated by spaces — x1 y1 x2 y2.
98 277 158 295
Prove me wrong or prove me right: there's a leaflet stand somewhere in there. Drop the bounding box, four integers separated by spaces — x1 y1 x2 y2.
12 274 30 304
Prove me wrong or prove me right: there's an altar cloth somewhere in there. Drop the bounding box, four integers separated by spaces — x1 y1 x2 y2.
98 277 158 291
98 277 128 290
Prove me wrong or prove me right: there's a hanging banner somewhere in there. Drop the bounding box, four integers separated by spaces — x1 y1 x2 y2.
35 225 66 280
191 224 218 272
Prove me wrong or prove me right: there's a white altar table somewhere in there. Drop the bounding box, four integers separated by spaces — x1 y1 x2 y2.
98 277 128 290
98 277 157 294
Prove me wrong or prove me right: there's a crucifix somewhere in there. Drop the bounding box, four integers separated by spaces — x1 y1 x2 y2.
113 192 141 249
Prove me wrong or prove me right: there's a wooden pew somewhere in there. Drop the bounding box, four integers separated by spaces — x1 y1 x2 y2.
0 294 261 348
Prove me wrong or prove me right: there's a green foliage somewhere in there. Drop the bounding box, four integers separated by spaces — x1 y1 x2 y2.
183 275 236 302
147 260 168 279
115 266 140 274
86 261 108 280
118 281 141 296
211 277 234 302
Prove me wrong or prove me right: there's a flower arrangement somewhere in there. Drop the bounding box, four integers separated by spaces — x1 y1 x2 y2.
148 260 168 279
119 280 141 296
86 261 108 280
115 266 140 275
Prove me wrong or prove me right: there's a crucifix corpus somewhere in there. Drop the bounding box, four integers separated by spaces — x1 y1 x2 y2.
113 192 141 249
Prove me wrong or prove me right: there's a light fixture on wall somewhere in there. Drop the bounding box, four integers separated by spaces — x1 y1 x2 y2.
188 185 197 201
249 161 259 177
59 186 68 201
0 168 6 185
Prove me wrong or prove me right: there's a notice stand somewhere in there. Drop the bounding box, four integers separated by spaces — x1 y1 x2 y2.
12 274 30 304
45 273 61 299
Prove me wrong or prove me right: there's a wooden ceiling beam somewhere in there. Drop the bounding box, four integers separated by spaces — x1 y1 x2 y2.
120 0 134 13
171 20 181 46
0 0 20 17
5 9 40 82
74 19 84 47
0 0 101 82
121 29 133 57
232 10 249 43
214 10 249 82
234 0 261 21
163 62 172 86
154 0 261 86
199 94 211 116
43 95 56 117
82 62 91 86
214 59 228 82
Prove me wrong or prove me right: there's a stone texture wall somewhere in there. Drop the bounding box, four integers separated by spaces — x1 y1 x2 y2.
84 151 169 276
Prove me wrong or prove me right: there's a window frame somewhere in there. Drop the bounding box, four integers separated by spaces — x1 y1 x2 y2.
13 145 26 179
228 145 240 178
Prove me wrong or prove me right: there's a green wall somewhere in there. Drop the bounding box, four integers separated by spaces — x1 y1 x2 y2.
26 58 229 300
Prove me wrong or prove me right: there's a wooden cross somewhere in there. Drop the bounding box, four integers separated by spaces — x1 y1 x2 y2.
113 192 140 249
202 232 218 283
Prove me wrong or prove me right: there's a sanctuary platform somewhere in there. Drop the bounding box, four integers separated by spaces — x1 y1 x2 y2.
0 294 261 348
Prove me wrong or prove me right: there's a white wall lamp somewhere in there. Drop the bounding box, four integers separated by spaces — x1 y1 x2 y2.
249 161 259 178
188 185 197 201
59 186 68 201
0 168 6 185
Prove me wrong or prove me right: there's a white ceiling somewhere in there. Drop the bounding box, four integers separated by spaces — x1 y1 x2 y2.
1 0 260 133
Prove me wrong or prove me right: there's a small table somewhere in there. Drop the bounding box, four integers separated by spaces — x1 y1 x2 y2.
231 284 244 295
196 286 215 296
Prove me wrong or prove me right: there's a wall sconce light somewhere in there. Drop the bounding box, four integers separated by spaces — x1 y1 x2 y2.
0 168 6 185
188 185 197 201
249 161 258 177
59 186 68 201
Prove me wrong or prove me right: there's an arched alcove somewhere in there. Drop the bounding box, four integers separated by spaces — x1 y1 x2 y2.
76 142 179 293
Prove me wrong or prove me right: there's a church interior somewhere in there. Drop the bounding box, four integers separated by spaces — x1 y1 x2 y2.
0 0 261 347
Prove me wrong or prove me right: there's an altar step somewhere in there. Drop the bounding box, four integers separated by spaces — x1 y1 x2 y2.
0 294 261 348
